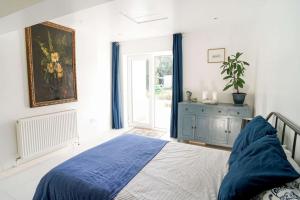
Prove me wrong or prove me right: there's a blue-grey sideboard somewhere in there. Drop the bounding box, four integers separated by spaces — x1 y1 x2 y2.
178 102 253 147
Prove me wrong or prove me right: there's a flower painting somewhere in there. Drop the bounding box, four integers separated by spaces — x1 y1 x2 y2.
25 22 77 107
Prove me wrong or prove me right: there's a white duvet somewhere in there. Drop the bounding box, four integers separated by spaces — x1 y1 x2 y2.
115 142 230 200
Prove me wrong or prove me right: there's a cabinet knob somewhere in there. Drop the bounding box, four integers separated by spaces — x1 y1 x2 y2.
237 112 240 115
202 109 204 112
218 110 222 113
228 131 231 133
225 130 228 133
185 108 188 111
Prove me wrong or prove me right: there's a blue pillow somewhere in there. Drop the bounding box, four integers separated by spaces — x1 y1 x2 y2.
218 134 300 200
228 116 277 167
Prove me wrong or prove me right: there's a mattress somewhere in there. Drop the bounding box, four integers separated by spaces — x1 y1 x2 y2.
115 142 230 200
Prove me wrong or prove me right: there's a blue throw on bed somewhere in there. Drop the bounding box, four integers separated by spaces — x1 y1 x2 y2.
33 134 168 200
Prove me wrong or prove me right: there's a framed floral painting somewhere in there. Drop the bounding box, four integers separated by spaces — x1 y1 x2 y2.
25 22 77 107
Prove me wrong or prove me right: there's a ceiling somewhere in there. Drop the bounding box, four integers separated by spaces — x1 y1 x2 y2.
111 0 268 40
0 0 268 40
0 0 112 35
0 0 43 17
54 0 267 41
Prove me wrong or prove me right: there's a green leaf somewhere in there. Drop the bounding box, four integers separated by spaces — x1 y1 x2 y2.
221 69 227 74
237 80 244 88
223 75 231 80
236 52 243 59
234 84 239 90
223 84 233 91
229 64 233 71
238 78 245 84
243 61 249 66
238 82 244 88
237 65 242 73
227 69 232 75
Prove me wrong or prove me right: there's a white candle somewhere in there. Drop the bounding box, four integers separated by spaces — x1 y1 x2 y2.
212 91 218 102
202 91 208 100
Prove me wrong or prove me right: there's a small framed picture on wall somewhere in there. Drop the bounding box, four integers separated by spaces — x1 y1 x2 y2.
207 48 225 63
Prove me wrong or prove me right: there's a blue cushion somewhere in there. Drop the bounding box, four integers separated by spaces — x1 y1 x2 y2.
218 134 300 200
228 116 277 167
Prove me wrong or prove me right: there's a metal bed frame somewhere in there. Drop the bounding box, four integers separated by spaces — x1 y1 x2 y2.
266 112 300 159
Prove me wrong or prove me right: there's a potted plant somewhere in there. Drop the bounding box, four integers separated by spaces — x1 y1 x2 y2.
220 52 249 105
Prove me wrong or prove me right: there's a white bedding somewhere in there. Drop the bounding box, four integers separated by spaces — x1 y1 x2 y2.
115 142 230 200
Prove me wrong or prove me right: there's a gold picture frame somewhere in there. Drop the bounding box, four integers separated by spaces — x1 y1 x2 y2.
207 48 225 63
25 21 77 107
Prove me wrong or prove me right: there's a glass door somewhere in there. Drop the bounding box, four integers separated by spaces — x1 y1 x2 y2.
154 55 173 130
128 56 152 128
127 52 172 130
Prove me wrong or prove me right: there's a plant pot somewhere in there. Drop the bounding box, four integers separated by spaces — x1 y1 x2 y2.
232 93 246 105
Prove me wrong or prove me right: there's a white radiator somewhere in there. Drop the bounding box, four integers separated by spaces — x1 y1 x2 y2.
16 110 78 161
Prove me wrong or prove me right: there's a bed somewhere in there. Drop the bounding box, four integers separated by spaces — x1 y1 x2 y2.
33 112 300 200
115 142 229 200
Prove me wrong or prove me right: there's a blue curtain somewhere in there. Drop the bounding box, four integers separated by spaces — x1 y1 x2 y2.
112 42 123 129
170 33 183 138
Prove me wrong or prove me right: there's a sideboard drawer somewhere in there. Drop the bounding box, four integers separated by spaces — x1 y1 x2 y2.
198 106 209 114
228 108 250 117
211 107 228 116
181 105 209 114
181 105 197 114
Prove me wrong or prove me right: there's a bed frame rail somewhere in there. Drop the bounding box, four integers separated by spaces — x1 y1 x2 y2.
266 112 300 159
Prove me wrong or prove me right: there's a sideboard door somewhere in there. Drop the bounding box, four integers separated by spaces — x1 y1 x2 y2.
195 116 209 142
227 118 243 146
181 114 196 139
209 117 228 145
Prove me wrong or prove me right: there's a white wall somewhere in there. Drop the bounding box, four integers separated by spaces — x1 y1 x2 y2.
183 26 257 107
121 36 172 55
255 0 300 162
120 25 257 126
255 0 300 124
0 4 112 171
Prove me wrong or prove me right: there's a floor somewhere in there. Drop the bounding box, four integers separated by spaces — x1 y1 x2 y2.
130 127 170 140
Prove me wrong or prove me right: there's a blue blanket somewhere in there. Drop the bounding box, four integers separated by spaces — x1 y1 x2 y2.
33 134 168 200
